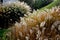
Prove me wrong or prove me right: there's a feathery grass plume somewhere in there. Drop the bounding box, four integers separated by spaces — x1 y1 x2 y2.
0 1 31 29
5 6 60 40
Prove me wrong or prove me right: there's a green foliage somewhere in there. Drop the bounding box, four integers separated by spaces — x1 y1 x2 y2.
0 29 10 40
40 0 60 10
19 0 53 9
33 0 53 9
